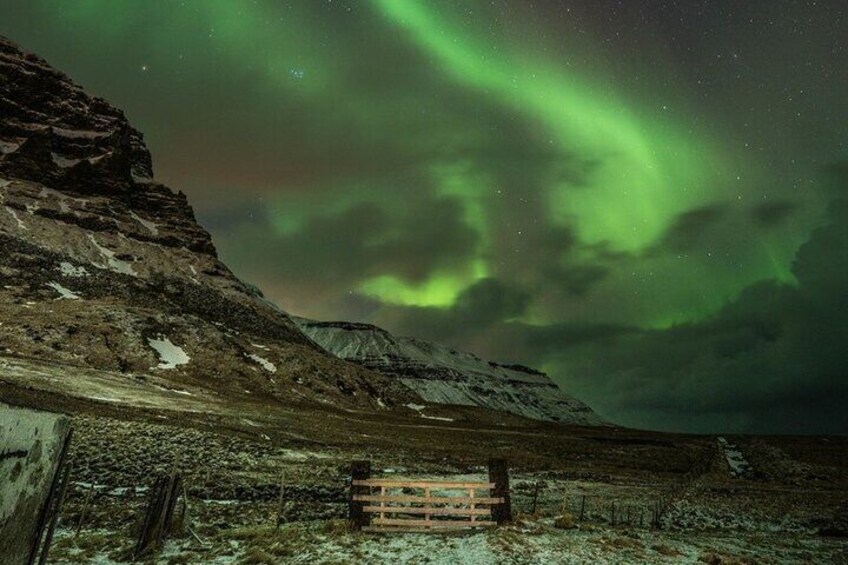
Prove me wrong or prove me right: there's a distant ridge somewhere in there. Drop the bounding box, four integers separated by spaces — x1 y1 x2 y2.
296 317 604 425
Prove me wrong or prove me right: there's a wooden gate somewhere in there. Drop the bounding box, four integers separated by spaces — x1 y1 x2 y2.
352 479 503 532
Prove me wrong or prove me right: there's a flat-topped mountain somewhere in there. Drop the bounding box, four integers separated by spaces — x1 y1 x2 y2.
296 318 603 425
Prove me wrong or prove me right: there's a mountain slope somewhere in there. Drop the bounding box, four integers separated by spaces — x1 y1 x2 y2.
0 35 417 411
296 319 603 425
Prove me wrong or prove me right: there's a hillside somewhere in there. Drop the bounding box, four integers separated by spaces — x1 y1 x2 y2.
0 35 416 411
296 318 603 425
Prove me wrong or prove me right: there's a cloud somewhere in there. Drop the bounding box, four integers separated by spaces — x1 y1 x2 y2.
749 200 800 228
541 197 848 434
475 320 637 363
649 203 730 254
213 191 479 315
542 263 611 296
361 188 848 434
376 278 531 342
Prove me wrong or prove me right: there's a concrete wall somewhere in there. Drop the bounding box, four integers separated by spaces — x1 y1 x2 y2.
1 403 71 565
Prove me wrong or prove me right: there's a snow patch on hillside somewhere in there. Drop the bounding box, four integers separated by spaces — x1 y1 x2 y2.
5 206 27 230
147 336 190 370
420 414 454 422
51 153 81 168
46 281 81 300
247 353 277 373
58 262 89 278
87 234 136 275
129 210 159 235
0 141 20 155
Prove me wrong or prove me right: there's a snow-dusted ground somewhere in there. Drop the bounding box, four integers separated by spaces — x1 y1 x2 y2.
48 518 847 564
717 436 753 478
36 412 848 565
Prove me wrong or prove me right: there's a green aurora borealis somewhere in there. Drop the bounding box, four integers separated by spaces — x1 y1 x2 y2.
2 1 846 432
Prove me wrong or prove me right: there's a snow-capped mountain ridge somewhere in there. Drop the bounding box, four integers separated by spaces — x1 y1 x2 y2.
296 318 603 425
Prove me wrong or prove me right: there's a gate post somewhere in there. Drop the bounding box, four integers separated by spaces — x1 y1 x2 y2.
349 460 371 530
488 458 512 525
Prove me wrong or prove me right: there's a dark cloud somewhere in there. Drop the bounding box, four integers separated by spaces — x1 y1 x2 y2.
498 225 612 297
368 191 848 434
377 278 531 343
750 201 800 228
452 278 532 326
541 197 848 434
542 263 611 296
477 321 636 362
649 203 730 254
826 161 848 190
217 192 479 299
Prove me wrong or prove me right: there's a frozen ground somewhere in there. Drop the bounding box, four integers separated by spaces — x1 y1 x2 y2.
35 415 848 564
47 517 847 564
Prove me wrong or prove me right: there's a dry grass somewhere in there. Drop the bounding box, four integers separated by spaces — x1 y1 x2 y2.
698 550 753 565
237 547 277 565
322 518 355 535
554 513 576 530
651 543 682 557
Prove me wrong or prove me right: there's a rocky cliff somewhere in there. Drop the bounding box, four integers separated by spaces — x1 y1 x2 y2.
296 319 603 425
0 35 416 411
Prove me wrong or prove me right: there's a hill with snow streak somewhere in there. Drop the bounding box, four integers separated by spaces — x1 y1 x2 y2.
296 319 604 425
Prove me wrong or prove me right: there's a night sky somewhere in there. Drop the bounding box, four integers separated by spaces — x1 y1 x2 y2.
2 1 846 433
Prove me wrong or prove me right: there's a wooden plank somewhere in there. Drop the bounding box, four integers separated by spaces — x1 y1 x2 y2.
371 518 496 528
362 525 495 533
362 506 491 516
469 488 476 525
424 487 431 528
353 480 495 489
353 495 504 505
362 526 430 533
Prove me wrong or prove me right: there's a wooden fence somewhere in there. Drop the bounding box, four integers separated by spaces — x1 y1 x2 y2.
349 459 511 533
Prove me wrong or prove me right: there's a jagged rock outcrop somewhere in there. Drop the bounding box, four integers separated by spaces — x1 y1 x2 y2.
0 36 211 254
0 35 417 411
296 319 604 425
